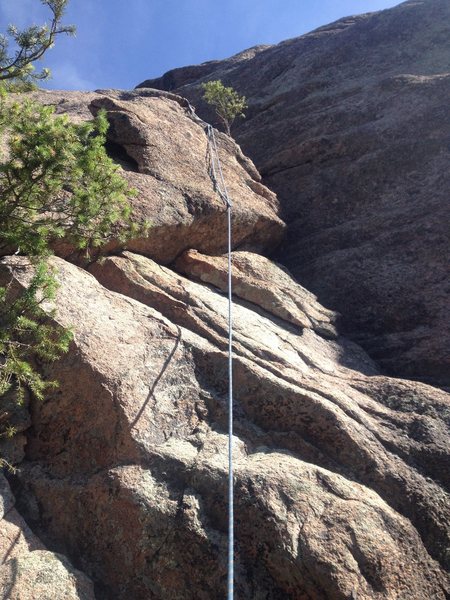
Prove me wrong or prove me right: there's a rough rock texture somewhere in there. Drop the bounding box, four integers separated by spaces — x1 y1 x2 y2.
2 10 450 594
1 255 449 599
138 0 450 387
0 551 96 599
0 474 95 599
27 89 284 263
175 249 338 338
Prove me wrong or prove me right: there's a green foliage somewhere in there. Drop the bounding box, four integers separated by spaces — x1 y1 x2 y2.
202 80 247 135
0 4 143 441
0 95 142 422
0 100 138 258
0 1 145 468
0 79 38 94
0 0 75 87
0 1 75 464
0 262 73 407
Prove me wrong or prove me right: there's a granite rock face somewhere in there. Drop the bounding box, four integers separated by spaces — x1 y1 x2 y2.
1 6 449 595
174 249 338 338
1 255 449 599
0 474 95 600
0 550 95 600
139 0 450 387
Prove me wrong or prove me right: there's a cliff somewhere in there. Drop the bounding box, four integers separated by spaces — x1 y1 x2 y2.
139 0 450 388
0 1 449 598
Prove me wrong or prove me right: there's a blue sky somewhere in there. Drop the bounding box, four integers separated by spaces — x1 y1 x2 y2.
0 0 402 90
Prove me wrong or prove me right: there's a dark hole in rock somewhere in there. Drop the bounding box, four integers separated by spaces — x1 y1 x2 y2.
104 140 139 172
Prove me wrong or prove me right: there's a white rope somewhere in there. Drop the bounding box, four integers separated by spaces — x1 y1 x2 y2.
207 124 234 600
189 105 234 599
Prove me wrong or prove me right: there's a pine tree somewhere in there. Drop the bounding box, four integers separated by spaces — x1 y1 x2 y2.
0 100 137 258
0 0 75 90
0 1 142 440
202 80 247 136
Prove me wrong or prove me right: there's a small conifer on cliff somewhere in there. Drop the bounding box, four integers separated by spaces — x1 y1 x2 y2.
202 80 247 136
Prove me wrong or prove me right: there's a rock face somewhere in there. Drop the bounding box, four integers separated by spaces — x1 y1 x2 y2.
175 249 338 338
27 88 284 264
0 474 95 599
138 0 450 387
0 551 95 600
1 254 449 599
1 13 450 595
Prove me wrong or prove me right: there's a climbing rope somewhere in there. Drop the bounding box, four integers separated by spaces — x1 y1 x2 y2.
208 124 234 600
207 125 234 600
187 104 234 599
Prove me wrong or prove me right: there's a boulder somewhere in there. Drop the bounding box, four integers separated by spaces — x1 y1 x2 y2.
26 89 284 264
1 254 448 599
138 0 450 386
